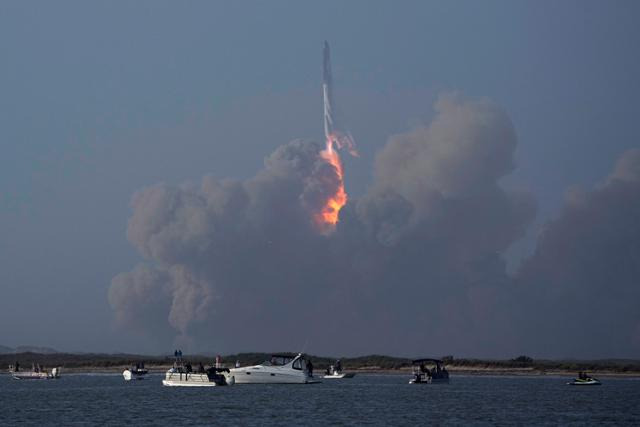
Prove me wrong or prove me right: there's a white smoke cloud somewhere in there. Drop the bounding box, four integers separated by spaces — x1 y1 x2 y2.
516 149 640 358
109 94 640 358
341 93 535 355
110 138 344 350
108 264 173 334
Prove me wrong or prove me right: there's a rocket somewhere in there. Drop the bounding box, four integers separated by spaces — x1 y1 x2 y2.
315 41 356 233
323 41 334 142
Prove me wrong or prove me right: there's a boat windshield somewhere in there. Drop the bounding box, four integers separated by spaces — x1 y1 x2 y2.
264 355 295 366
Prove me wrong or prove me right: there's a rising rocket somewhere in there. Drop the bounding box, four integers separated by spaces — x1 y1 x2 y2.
323 41 334 142
313 41 357 233
316 40 348 233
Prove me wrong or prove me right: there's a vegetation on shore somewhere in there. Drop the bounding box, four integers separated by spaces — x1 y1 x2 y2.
2 352 640 374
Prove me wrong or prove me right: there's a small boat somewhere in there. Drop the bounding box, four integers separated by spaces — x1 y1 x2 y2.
409 358 449 384
231 353 319 384
567 372 601 386
323 360 355 379
162 351 234 387
323 371 355 379
162 367 234 387
9 363 61 380
123 362 148 381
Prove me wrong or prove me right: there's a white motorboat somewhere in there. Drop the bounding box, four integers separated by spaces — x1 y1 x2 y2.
161 351 234 387
123 363 148 381
9 363 61 380
162 367 234 387
231 353 319 384
323 360 355 379
408 358 449 384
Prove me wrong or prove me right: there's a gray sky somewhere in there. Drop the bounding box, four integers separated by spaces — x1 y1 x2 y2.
1 1 639 357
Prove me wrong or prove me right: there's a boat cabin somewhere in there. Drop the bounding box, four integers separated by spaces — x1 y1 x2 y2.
265 354 309 370
410 358 449 384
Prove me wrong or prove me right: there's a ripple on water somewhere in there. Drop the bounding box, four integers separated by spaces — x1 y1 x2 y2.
0 374 639 425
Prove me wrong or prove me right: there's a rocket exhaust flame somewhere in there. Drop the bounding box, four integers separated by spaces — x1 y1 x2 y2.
315 41 356 234
315 136 348 232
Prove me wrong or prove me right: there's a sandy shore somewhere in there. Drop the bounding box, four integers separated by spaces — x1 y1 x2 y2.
9 365 638 377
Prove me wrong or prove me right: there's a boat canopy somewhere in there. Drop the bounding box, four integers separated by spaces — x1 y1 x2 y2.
412 358 444 365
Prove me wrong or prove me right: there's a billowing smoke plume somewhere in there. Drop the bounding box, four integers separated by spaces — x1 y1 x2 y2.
109 93 540 356
342 93 536 356
108 139 345 348
515 149 640 358
108 92 640 358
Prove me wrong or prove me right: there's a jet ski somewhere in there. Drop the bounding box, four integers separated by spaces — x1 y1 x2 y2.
567 372 601 385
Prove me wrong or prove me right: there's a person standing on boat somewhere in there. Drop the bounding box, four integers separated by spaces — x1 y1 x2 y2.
307 359 314 377
336 359 342 373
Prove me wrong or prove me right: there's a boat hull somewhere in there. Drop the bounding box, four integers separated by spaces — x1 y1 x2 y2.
323 373 355 379
231 367 314 384
123 369 147 381
409 376 449 384
12 367 61 380
162 371 234 387
567 380 601 386
12 373 50 380
162 379 222 387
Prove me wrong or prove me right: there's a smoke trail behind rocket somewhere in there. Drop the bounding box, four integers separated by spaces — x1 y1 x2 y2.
322 41 356 155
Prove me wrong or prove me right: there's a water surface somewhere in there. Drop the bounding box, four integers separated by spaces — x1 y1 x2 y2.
1 373 638 425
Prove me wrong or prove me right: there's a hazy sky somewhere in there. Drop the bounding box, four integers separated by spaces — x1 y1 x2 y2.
1 1 639 358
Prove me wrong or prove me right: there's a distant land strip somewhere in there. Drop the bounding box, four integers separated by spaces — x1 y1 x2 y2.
2 352 640 376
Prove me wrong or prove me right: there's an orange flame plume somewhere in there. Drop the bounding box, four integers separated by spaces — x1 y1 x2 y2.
313 132 356 234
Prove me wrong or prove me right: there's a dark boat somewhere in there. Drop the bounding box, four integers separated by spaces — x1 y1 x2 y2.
409 358 449 384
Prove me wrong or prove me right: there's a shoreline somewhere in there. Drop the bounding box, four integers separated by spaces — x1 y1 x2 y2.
3 365 639 377
4 352 640 378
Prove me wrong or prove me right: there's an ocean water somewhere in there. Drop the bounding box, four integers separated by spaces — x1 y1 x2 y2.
1 373 639 426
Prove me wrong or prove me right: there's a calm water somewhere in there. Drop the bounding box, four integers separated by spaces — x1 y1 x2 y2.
1 373 639 426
